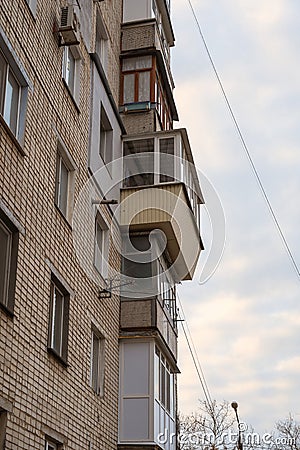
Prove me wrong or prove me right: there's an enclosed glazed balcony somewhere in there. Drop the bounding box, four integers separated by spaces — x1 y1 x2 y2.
120 129 204 281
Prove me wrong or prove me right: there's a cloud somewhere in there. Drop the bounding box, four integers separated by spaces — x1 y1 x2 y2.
172 0 300 436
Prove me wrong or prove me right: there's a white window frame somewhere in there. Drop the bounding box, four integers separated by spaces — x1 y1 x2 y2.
90 326 105 396
94 213 109 278
0 220 12 308
0 210 20 314
48 277 70 363
0 30 30 143
95 12 108 72
45 439 58 450
99 103 113 165
62 45 81 103
54 140 76 223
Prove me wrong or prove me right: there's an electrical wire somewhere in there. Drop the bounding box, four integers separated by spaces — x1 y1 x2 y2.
186 0 300 281
177 293 214 408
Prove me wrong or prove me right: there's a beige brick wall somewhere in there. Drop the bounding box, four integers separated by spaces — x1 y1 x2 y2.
0 0 122 448
121 110 156 134
97 0 123 106
121 23 156 52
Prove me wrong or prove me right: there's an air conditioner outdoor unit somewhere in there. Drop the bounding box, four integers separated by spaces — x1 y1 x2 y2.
58 6 80 45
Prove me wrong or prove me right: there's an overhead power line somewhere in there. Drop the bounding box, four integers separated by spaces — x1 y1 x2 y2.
177 293 213 408
186 0 300 281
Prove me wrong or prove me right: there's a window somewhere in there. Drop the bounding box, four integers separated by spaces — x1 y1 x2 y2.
155 76 172 130
45 439 58 450
0 44 28 141
90 327 105 395
121 56 153 104
95 13 108 71
158 259 176 323
54 141 76 222
123 138 154 187
0 409 7 449
94 214 109 277
0 212 19 314
99 104 113 165
155 347 175 417
123 137 176 187
62 46 81 102
48 276 70 363
159 138 174 183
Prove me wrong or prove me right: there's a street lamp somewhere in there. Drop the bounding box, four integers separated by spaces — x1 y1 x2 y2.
231 401 243 450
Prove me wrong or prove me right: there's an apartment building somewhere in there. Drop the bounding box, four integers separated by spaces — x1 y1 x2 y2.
0 1 203 449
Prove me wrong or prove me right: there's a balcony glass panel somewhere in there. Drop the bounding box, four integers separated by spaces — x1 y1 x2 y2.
159 138 174 183
123 139 154 187
123 73 135 103
123 132 202 223
138 71 151 102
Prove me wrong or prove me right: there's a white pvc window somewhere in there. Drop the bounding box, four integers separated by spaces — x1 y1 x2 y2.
94 214 109 277
62 46 81 102
45 439 58 450
0 220 12 308
55 141 76 222
99 104 113 165
0 50 21 136
49 278 69 363
90 328 105 396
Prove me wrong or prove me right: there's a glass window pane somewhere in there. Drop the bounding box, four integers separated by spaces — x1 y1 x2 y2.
0 221 11 307
166 370 170 412
160 362 166 406
0 52 7 113
123 73 135 103
123 258 152 279
51 286 64 355
123 56 152 71
99 106 113 164
123 139 154 187
136 56 152 69
92 333 100 392
95 222 103 271
138 71 150 102
64 48 75 93
154 350 160 399
130 235 151 252
159 138 174 183
58 157 69 216
3 69 19 134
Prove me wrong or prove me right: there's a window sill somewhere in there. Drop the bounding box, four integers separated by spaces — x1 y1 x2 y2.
54 203 73 231
62 79 80 114
47 347 69 367
0 301 14 319
0 115 27 157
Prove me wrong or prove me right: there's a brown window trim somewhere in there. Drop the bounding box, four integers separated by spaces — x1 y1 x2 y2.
120 55 156 105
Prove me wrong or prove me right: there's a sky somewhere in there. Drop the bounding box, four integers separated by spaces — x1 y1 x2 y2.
171 0 300 434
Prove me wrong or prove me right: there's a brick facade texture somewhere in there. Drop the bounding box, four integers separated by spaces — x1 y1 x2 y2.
0 1 122 448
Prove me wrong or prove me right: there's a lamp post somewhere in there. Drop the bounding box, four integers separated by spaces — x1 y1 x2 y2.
231 401 243 450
